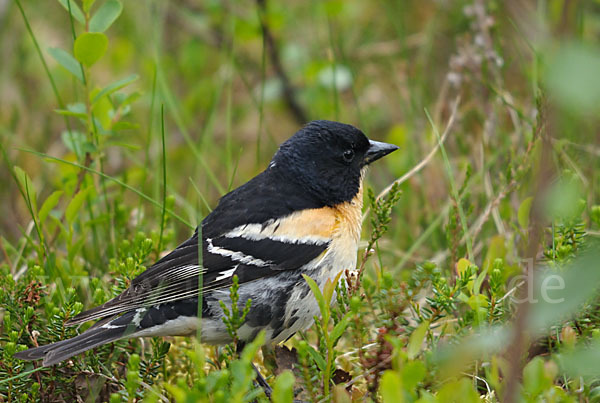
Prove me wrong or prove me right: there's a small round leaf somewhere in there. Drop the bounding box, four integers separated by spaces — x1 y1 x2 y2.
74 32 108 67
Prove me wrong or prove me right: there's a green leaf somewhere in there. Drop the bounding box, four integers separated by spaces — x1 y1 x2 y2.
240 330 264 362
68 102 86 114
271 371 295 403
48 48 83 82
89 0 123 32
74 32 108 67
91 92 112 130
39 191 63 224
66 187 91 226
407 320 428 359
92 74 139 104
472 268 488 295
82 0 96 13
379 371 404 403
456 292 469 304
482 235 507 272
331 313 350 345
302 274 326 316
456 258 472 277
304 343 327 372
523 357 550 397
401 360 426 391
55 103 88 123
61 130 96 159
57 0 85 24
437 378 479 403
111 121 139 131
55 109 87 119
118 91 141 107
323 270 344 305
518 196 533 229
229 360 253 399
467 294 489 312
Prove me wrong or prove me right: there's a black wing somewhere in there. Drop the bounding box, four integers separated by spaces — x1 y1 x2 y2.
68 170 331 326
68 226 329 325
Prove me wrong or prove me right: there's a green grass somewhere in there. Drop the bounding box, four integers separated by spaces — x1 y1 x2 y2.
2 0 600 402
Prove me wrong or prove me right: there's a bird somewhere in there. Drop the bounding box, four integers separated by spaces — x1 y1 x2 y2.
15 120 398 373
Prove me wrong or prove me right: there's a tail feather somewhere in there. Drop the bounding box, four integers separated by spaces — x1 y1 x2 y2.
14 300 199 366
42 326 126 366
65 295 127 326
14 314 135 366
13 338 78 361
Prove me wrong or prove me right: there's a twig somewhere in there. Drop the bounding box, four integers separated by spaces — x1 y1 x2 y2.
351 183 401 294
462 372 492 396
362 96 460 222
255 0 308 125
466 124 537 245
496 281 524 304
396 122 535 268
468 182 516 244
336 342 378 359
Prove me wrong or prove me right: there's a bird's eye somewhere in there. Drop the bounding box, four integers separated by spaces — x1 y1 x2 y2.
342 149 354 162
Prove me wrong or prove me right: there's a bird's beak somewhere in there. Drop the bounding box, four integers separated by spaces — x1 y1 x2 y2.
363 140 399 165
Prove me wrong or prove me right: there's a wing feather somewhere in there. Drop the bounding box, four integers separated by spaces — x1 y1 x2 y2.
67 211 332 326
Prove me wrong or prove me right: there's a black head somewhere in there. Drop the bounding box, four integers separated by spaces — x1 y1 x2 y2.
271 120 398 206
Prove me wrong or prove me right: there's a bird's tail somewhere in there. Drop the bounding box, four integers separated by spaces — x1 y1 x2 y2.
15 299 202 366
14 314 135 366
